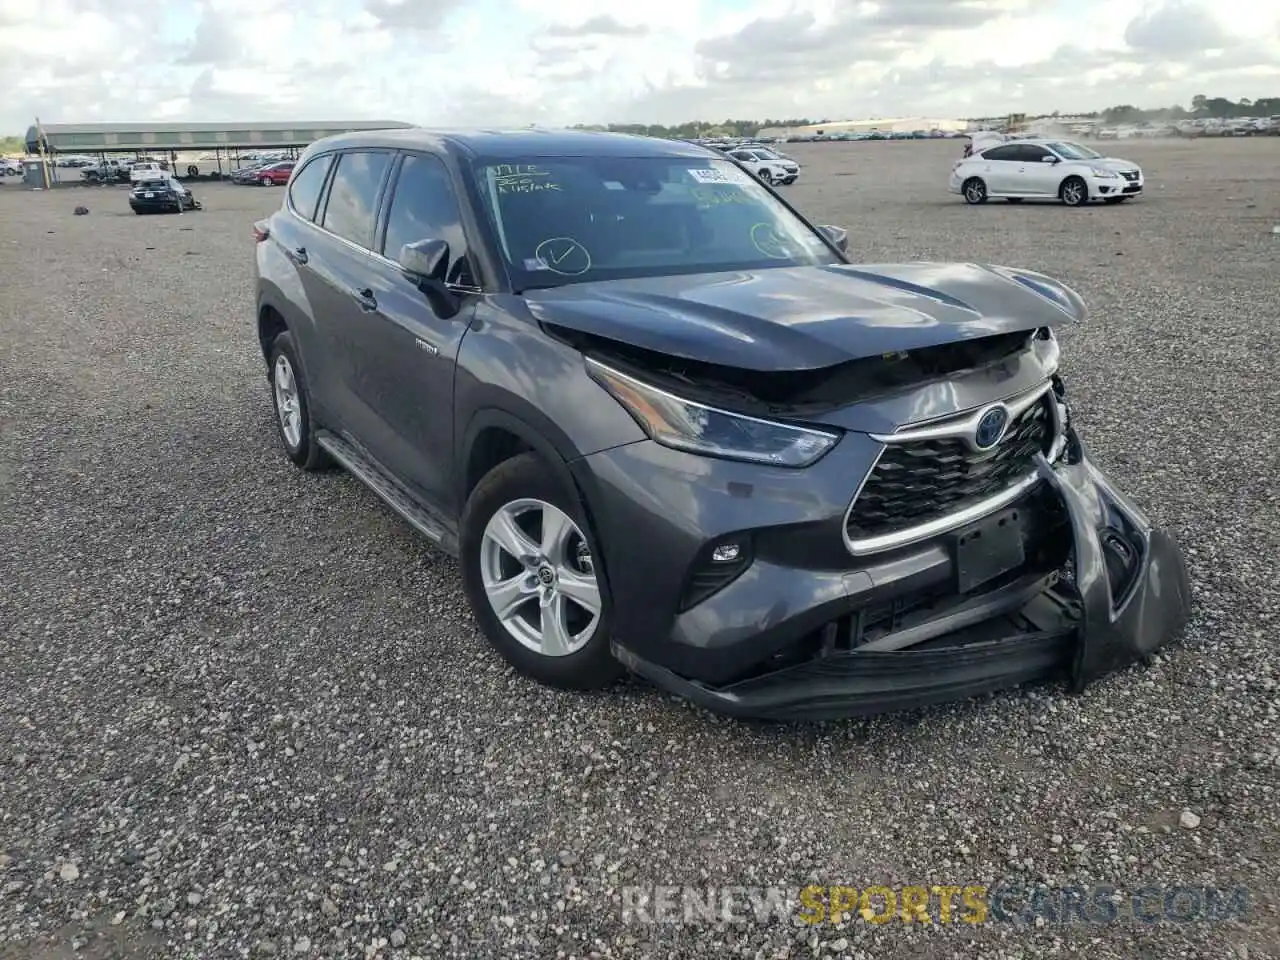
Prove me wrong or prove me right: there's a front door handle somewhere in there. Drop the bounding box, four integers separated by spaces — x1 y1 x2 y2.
353 287 377 311
290 246 308 265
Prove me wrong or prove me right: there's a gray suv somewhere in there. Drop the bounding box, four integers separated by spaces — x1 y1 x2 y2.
253 128 1190 720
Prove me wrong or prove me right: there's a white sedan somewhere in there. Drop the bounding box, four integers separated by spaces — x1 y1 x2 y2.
950 139 1144 207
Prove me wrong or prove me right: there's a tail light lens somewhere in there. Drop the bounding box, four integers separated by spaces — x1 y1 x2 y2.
253 220 269 243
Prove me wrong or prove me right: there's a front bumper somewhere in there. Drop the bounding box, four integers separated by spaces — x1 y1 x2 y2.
577 429 1190 721
1089 170 1144 199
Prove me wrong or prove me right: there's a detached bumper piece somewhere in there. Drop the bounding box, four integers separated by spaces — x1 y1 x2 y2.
617 435 1191 722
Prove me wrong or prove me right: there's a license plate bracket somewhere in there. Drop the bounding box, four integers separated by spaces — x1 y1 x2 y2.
954 507 1026 593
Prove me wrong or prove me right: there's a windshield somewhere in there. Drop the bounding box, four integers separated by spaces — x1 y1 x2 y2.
1046 141 1101 160
471 156 838 290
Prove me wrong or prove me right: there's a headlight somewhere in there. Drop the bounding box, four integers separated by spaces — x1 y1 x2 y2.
586 359 840 468
1089 166 1118 178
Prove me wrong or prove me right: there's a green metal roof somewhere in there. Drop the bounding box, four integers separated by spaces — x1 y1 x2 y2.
26 120 414 153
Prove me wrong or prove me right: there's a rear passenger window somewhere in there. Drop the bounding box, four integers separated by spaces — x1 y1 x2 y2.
379 154 467 274
320 151 393 249
982 145 1018 161
287 154 333 222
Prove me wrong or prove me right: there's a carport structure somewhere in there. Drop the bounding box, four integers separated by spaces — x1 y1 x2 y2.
22 119 414 185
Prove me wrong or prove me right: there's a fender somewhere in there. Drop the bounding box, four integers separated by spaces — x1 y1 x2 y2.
456 405 620 597
457 404 581 506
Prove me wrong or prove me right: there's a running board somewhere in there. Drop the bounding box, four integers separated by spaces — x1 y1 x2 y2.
316 431 459 556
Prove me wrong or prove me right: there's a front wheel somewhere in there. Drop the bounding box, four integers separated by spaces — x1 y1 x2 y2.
757 169 773 184
460 453 621 690
1060 176 1089 206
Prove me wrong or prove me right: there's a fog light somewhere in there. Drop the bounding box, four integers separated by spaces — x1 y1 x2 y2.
711 543 741 562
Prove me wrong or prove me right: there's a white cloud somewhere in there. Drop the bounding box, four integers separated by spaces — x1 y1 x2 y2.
1 0 1278 133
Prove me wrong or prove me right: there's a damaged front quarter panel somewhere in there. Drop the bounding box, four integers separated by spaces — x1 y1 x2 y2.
1038 428 1192 690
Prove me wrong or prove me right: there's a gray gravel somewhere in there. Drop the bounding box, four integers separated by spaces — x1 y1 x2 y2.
2 138 1278 960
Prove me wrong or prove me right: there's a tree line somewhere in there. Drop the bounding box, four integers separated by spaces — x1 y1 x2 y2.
569 95 1278 138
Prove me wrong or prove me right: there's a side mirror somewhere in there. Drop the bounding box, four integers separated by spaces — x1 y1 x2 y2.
398 238 449 282
398 238 462 318
817 224 848 254
1041 155 1059 163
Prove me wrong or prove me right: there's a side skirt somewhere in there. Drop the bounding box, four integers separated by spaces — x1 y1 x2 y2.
316 429 460 556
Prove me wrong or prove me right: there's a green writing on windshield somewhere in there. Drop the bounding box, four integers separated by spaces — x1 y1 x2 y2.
492 164 564 194
691 186 752 207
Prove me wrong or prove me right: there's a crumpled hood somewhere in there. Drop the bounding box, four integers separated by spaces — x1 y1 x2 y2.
525 262 1086 372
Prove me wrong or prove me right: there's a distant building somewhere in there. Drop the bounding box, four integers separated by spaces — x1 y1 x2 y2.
759 117 969 138
25 120 413 156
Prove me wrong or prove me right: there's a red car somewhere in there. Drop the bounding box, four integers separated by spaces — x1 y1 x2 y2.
255 161 295 186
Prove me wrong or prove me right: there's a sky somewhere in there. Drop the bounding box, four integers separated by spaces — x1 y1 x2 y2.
2 0 1279 134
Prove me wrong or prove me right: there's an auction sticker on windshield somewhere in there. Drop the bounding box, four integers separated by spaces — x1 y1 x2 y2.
688 167 751 186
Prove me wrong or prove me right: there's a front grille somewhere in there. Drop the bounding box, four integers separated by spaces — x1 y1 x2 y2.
847 398 1054 539
1120 171 1139 181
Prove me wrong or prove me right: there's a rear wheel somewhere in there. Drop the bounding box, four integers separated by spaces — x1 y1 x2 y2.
460 453 621 690
260 176 273 187
1060 176 1089 206
268 331 330 471
962 177 987 204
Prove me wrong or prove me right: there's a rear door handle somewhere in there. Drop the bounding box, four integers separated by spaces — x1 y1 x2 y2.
353 287 377 311
289 246 308 265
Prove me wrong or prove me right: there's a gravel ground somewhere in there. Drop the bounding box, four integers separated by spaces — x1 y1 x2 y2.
1 137 1278 960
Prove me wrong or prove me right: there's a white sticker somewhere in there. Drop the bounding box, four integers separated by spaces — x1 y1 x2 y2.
688 167 747 185
523 257 551 271
603 180 625 190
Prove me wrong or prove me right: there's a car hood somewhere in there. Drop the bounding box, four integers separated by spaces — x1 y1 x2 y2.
1093 156 1139 171
524 262 1086 372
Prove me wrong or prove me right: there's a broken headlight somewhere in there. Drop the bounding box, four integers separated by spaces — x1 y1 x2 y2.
587 359 840 468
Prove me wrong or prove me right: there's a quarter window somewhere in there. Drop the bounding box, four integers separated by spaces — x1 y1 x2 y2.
288 153 334 222
320 151 393 249
981 145 1019 161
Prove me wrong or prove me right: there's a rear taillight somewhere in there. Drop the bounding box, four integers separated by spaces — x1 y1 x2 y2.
253 220 269 243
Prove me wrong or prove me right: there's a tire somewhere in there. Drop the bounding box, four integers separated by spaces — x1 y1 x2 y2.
757 169 773 184
267 331 330 471
187 165 199 177
260 176 273 187
1060 176 1089 206
460 452 622 691
962 177 987 204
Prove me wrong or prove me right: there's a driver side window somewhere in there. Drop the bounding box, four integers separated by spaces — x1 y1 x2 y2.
380 153 473 285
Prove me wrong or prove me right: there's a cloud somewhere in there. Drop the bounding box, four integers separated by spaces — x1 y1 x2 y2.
546 15 650 37
1 0 1277 134
1123 1 1232 56
176 5 243 65
363 0 464 30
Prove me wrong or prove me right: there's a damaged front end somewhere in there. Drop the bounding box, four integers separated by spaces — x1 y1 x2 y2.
605 373 1191 723
544 262 1191 721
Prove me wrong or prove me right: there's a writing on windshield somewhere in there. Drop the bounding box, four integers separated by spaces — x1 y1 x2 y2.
472 156 837 288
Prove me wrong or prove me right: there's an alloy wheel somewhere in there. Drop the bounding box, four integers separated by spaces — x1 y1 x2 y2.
273 354 302 449
479 499 601 657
